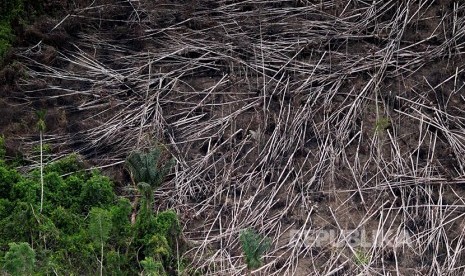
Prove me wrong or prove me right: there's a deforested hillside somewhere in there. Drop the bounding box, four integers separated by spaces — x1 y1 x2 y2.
2 0 465 275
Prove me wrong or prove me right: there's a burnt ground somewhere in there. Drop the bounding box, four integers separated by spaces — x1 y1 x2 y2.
2 0 465 275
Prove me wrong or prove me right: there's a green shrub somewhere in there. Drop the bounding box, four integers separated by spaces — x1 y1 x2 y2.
0 202 35 244
10 178 39 204
239 228 271 271
3 242 35 276
153 210 180 243
88 207 112 247
0 162 21 198
60 174 85 211
354 249 370 266
44 154 84 175
49 206 81 235
141 257 167 276
106 250 128 275
43 171 67 209
0 0 23 59
79 171 115 211
147 234 171 260
0 198 12 220
0 22 13 58
374 116 391 133
135 209 181 273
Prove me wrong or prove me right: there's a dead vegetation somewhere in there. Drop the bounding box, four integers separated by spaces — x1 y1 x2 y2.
6 0 465 274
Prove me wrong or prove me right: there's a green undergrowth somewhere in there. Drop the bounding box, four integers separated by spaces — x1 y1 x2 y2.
0 0 60 61
0 0 23 59
0 137 183 275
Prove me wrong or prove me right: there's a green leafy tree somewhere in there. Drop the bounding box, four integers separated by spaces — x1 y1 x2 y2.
88 207 112 276
80 172 115 211
105 250 129 275
3 242 35 276
239 228 271 272
0 159 21 199
42 171 67 212
0 202 36 245
153 210 180 244
44 154 84 175
49 206 80 235
109 198 132 248
143 210 181 267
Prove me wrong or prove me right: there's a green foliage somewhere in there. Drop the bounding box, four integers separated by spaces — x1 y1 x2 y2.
43 171 67 209
10 176 38 203
374 116 391 133
134 208 180 250
134 202 157 244
33 143 52 156
138 181 154 209
105 250 128 275
0 162 21 198
88 207 112 276
239 228 271 270
80 171 115 211
0 0 23 59
61 174 85 209
126 148 173 191
88 207 112 247
44 154 84 175
0 202 35 243
147 234 171 260
109 198 132 247
0 0 51 60
154 210 181 239
141 257 167 276
0 0 24 20
0 21 14 59
0 198 12 220
49 206 80 235
37 216 61 252
3 242 35 276
36 109 46 132
354 249 370 266
0 140 183 275
129 147 177 260
135 209 183 275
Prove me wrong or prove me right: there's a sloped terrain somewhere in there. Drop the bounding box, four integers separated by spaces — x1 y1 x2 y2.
2 0 465 275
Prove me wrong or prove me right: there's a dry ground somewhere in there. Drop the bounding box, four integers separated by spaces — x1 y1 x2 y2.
2 0 465 275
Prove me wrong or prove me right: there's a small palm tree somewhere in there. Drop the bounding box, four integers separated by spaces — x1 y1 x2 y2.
125 146 173 223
